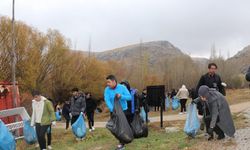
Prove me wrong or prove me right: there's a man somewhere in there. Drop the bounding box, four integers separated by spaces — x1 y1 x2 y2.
70 88 86 126
85 92 97 132
193 85 235 140
246 66 250 82
104 75 132 150
120 80 139 124
31 90 56 150
139 88 149 122
62 100 71 131
196 63 224 96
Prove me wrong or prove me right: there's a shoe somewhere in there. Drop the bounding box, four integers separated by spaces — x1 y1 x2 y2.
89 129 93 132
217 135 225 140
76 138 81 141
200 122 205 130
92 127 95 130
184 112 187 114
116 144 125 150
179 112 183 115
48 145 52 150
35 144 39 148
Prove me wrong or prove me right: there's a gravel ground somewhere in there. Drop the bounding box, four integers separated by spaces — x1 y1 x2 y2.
228 108 250 150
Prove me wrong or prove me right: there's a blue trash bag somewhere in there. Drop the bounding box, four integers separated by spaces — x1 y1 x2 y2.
0 119 16 150
140 107 146 122
47 126 51 134
55 111 61 121
23 120 37 145
165 97 170 109
184 104 200 138
71 113 86 138
172 96 180 110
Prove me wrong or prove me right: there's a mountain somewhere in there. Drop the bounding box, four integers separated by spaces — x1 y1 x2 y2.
227 45 250 73
94 41 186 65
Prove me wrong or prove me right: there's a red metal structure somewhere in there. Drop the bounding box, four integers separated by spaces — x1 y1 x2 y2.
0 81 21 124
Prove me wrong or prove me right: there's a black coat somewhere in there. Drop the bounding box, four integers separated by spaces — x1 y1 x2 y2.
62 103 70 120
86 98 97 113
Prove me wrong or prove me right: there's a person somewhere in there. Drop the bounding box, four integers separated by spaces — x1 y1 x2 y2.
85 92 97 132
139 88 149 123
46 97 55 150
62 100 71 131
170 89 177 99
176 85 189 114
31 90 56 150
193 85 235 140
104 75 132 150
246 66 250 82
70 88 86 126
120 80 139 124
196 63 224 96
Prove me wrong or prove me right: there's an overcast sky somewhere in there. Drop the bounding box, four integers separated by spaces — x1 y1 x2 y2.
1 0 250 58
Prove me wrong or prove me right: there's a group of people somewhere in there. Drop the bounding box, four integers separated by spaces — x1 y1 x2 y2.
29 62 250 150
30 88 97 150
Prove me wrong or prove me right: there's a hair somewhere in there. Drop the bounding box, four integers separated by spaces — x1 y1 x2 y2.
71 87 79 92
106 75 117 82
120 80 131 91
31 90 41 97
208 63 218 69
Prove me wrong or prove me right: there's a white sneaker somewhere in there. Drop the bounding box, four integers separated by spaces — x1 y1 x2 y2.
48 145 52 150
179 112 183 115
89 129 93 132
92 127 95 130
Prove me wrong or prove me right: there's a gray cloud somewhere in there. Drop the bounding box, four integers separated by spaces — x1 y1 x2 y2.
1 0 250 58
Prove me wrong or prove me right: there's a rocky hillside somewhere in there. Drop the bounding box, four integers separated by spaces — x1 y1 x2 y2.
227 45 250 73
94 41 187 65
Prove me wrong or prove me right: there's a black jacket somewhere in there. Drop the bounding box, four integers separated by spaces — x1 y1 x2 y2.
196 73 224 96
62 103 70 119
246 66 250 81
86 98 97 113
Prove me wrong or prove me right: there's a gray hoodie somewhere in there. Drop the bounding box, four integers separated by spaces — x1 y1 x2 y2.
70 95 86 116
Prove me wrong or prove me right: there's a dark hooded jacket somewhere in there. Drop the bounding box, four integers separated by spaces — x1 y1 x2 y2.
195 85 235 137
246 66 250 81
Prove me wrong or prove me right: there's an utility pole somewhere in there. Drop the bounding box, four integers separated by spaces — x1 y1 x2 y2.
11 0 17 108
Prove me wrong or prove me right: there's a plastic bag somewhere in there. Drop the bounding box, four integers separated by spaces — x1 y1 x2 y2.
184 104 200 138
140 107 146 122
55 111 61 121
106 98 134 144
23 120 37 145
165 97 170 109
0 119 16 150
71 113 86 138
172 97 180 110
131 112 148 138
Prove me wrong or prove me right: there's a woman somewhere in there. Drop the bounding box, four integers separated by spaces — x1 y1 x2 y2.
86 92 97 132
176 85 189 114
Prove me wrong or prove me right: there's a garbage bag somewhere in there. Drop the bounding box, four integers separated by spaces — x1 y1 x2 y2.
23 120 37 145
172 97 180 110
131 112 148 138
71 113 86 138
184 104 200 138
55 111 61 121
106 98 134 144
165 97 170 109
140 107 146 122
0 119 16 150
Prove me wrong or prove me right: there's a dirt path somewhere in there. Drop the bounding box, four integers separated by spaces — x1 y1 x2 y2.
55 101 250 129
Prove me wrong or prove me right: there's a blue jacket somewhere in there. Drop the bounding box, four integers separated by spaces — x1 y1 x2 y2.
104 84 132 112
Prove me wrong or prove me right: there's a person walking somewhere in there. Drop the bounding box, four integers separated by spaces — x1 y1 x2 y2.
62 100 71 131
31 90 56 150
176 85 189 114
104 75 132 150
86 92 97 132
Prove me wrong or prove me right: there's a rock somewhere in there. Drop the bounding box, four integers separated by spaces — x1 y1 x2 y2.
165 127 180 133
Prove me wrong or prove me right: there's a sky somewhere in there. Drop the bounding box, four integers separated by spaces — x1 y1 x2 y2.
1 0 250 58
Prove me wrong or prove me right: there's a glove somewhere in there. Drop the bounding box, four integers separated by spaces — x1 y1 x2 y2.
52 121 56 126
207 127 214 135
